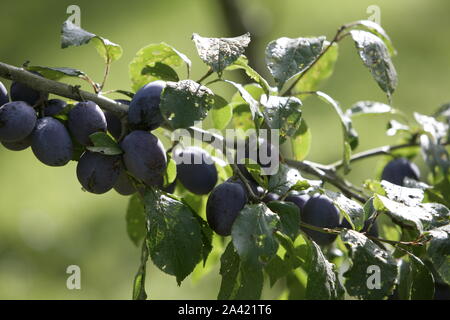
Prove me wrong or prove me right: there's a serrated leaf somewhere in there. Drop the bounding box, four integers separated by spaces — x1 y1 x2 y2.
143 188 203 285
346 101 394 117
426 225 450 285
211 95 232 130
141 62 179 82
91 37 123 63
306 240 345 300
267 201 300 240
27 66 87 81
261 95 302 143
378 180 424 206
129 43 191 92
265 36 326 90
324 190 365 231
293 42 338 96
350 30 397 98
226 55 271 95
232 203 280 267
341 230 398 299
126 194 146 246
225 80 261 119
352 20 397 56
268 164 302 196
192 33 251 75
87 132 123 155
160 80 214 129
218 242 264 300
290 119 312 161
398 254 435 300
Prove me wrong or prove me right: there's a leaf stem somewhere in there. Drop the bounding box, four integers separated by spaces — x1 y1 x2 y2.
197 68 214 84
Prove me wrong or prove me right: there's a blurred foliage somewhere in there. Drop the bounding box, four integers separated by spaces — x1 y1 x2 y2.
1 0 450 299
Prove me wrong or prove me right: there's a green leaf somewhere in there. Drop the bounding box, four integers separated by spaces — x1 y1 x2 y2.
141 62 179 82
346 101 394 117
211 95 233 130
192 33 251 75
268 164 302 196
143 188 204 285
163 156 177 186
352 20 397 56
129 43 191 92
293 42 339 96
397 254 435 300
218 242 264 300
378 180 424 206
61 20 123 63
87 132 123 155
305 240 345 300
267 201 300 240
225 80 261 119
226 56 271 95
290 119 312 161
265 254 291 287
426 225 450 285
232 203 280 267
350 30 397 98
316 91 358 173
265 36 326 90
341 230 398 299
27 66 87 81
261 95 302 143
414 112 448 141
126 194 146 246
160 80 214 129
132 239 149 300
324 190 365 231
387 120 411 136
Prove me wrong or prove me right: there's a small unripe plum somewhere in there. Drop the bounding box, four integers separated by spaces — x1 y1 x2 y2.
120 130 167 186
68 101 107 146
300 194 340 246
31 117 73 166
76 151 121 194
0 81 9 106
206 181 248 236
381 158 420 186
0 101 37 142
43 99 67 117
113 167 136 196
174 146 218 195
128 81 165 130
10 72 43 106
1 134 32 151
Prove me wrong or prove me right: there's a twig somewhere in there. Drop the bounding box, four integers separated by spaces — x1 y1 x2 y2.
196 68 214 84
231 163 260 202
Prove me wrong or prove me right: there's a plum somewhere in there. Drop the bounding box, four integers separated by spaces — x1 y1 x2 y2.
31 117 73 166
285 192 311 212
43 99 67 117
1 134 32 151
113 167 136 196
0 101 37 142
0 81 8 106
76 151 121 194
300 194 340 246
128 81 165 130
68 101 107 146
263 192 280 203
10 72 43 106
381 158 420 186
206 181 248 236
174 146 218 195
104 99 130 141
120 130 167 186
226 177 264 198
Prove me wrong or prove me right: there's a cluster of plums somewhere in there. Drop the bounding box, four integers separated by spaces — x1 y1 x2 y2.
0 75 422 246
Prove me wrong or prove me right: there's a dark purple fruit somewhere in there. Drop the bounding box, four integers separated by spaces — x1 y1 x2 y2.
0 101 37 142
113 167 136 196
43 99 67 117
285 193 311 213
381 158 420 186
68 101 107 146
128 81 165 130
10 72 43 106
1 134 32 151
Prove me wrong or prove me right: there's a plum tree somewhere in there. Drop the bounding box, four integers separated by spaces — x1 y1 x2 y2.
285 192 310 212
31 117 73 166
206 181 248 236
1 135 32 151
68 101 107 146
120 130 167 186
10 73 43 106
128 81 165 130
300 194 340 246
43 99 67 117
0 101 37 142
381 158 420 186
114 167 136 196
174 146 218 195
0 81 8 106
76 151 121 194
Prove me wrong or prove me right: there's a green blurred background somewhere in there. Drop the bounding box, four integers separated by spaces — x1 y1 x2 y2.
0 0 449 299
